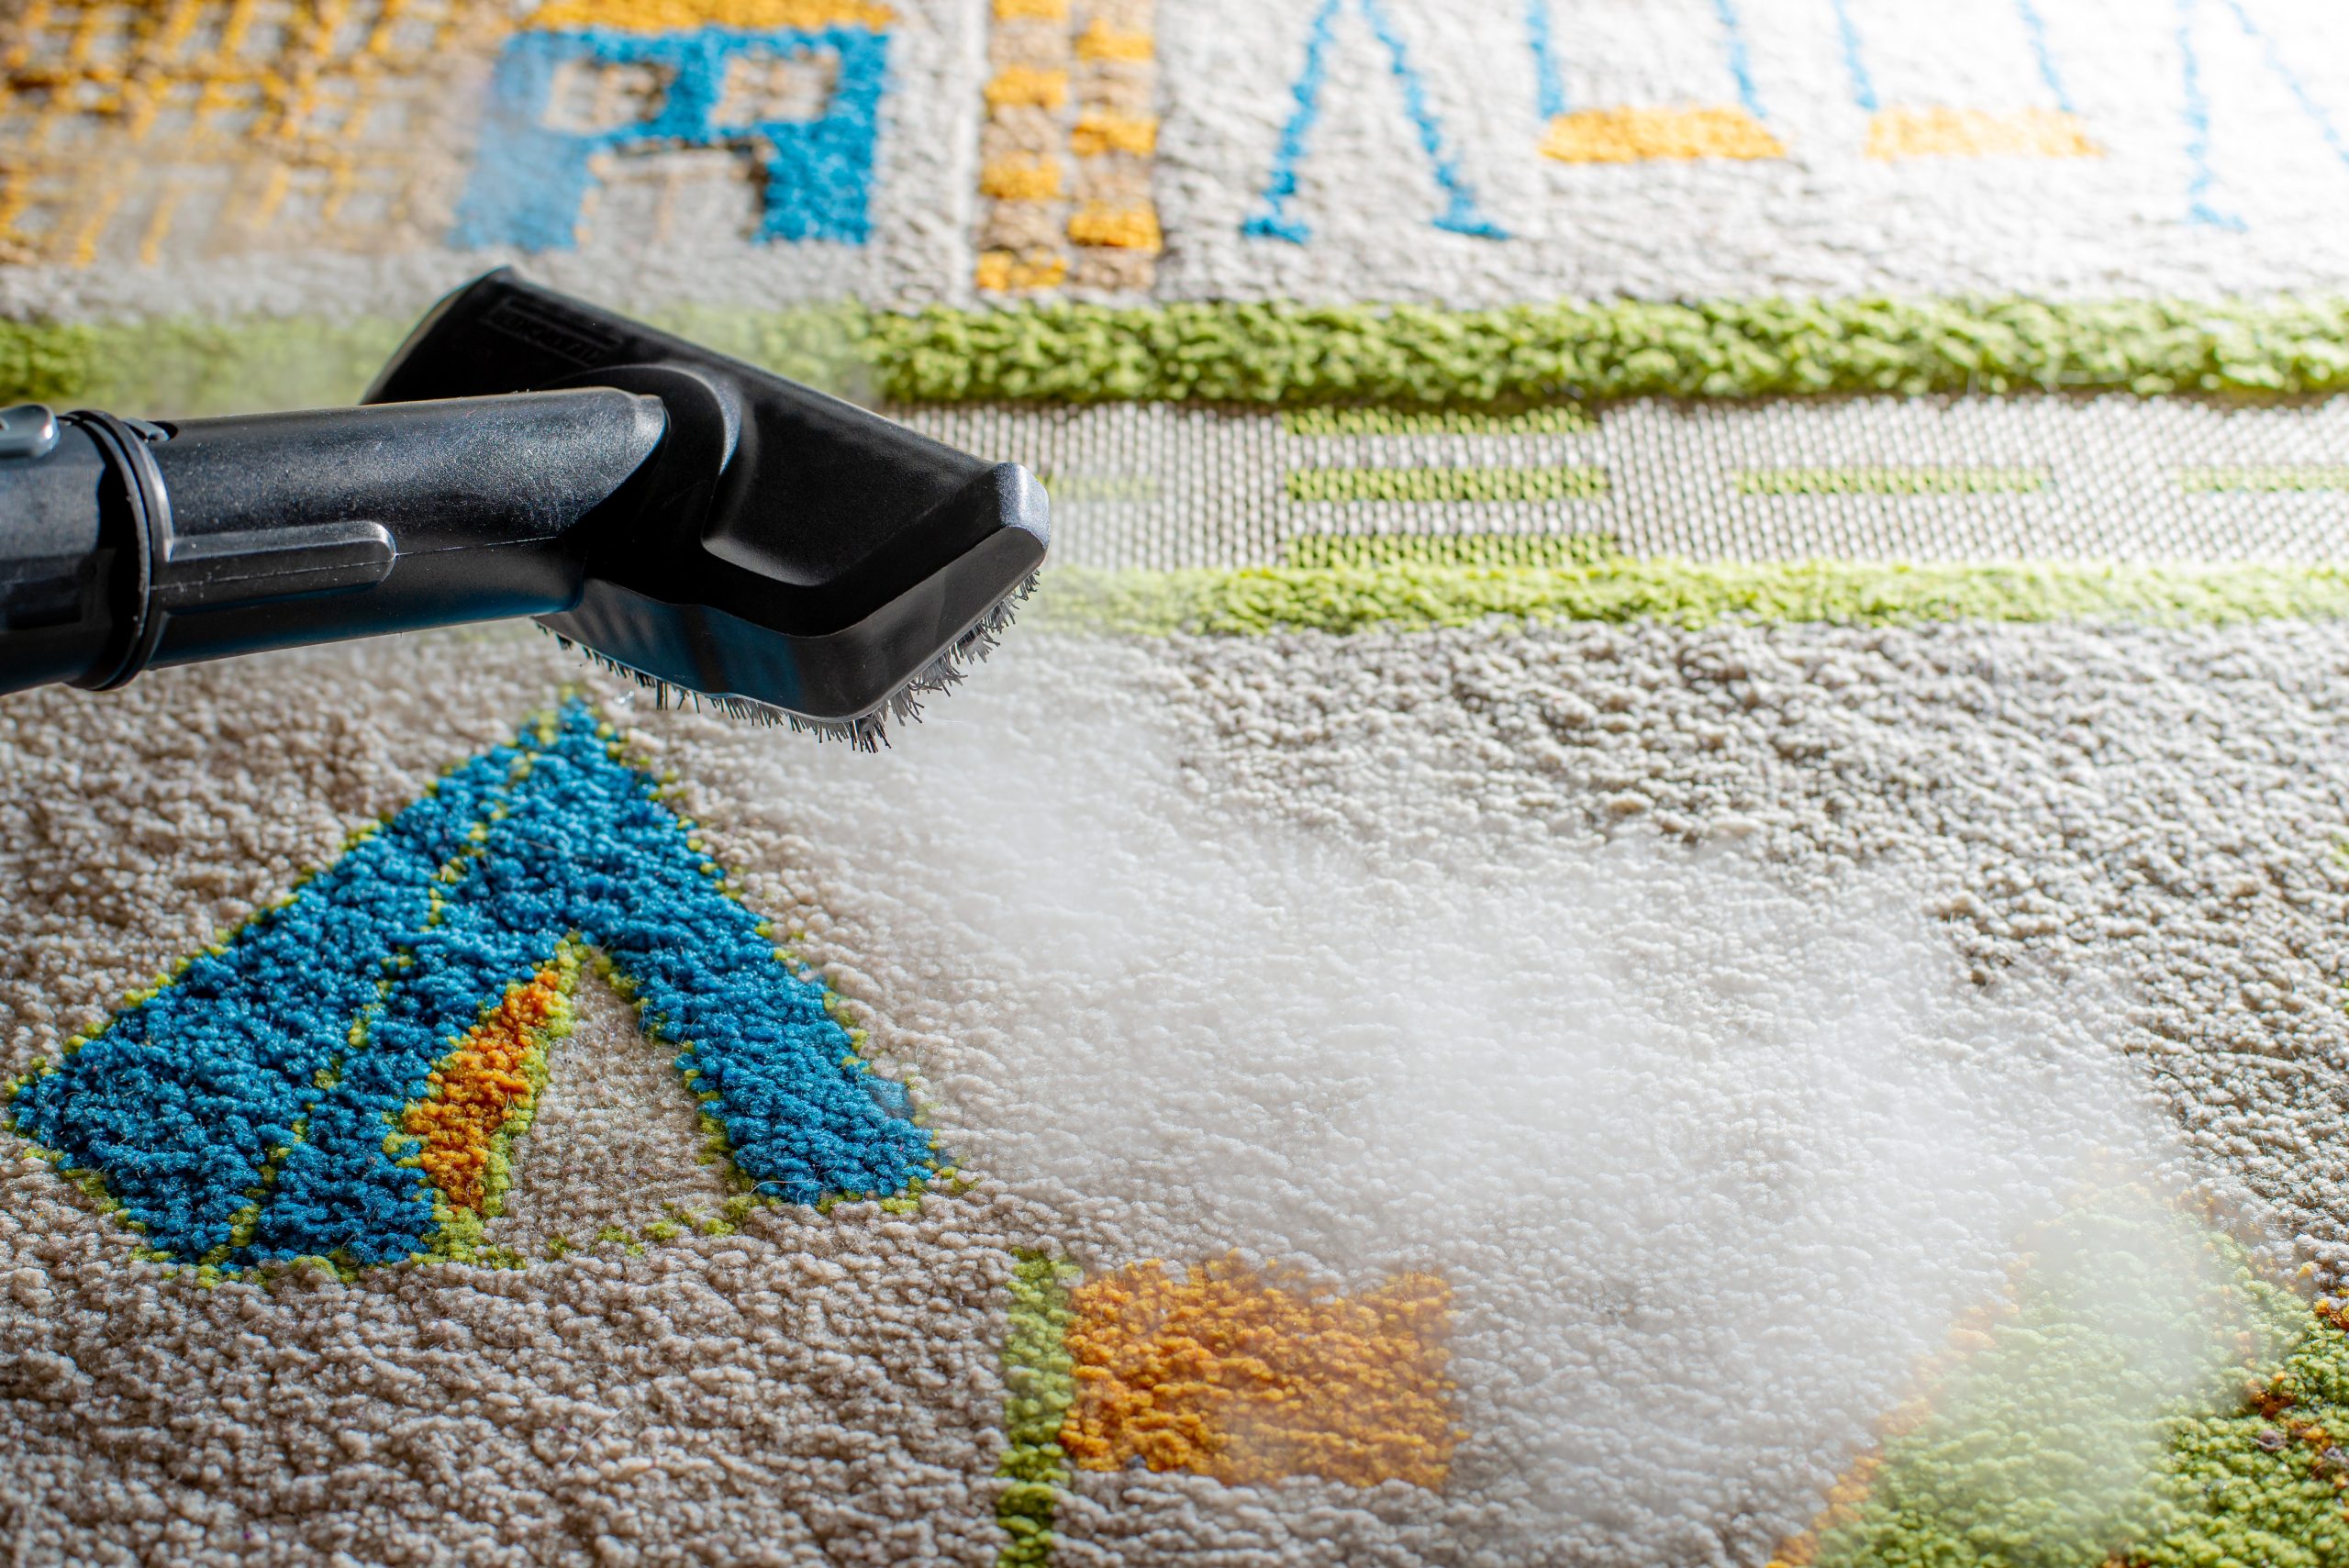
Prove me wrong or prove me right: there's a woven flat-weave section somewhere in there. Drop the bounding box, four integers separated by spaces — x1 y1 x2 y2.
895 397 2349 567
7 2 2349 1565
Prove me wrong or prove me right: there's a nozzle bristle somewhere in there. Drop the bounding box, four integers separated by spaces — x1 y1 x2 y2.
547 572 1039 751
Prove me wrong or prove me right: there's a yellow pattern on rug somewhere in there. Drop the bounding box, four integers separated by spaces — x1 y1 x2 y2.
0 0 508 267
402 955 573 1217
1540 104 1784 163
521 0 891 29
1865 106 2098 160
1060 1254 1459 1489
975 0 1157 294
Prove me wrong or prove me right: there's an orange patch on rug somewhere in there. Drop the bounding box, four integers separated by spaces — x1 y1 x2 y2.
403 963 568 1214
1060 1253 1460 1489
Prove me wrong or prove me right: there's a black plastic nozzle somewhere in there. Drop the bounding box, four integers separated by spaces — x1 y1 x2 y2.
369 272 1050 740
0 271 1051 746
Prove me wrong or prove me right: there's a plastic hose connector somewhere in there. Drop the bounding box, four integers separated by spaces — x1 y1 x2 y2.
65 410 172 692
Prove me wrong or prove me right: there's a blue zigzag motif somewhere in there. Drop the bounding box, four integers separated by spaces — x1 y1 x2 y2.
2178 0 2349 229
6 701 932 1271
1244 0 1506 245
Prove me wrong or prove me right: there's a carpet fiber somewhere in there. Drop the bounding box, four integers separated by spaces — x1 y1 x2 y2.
6 2 2349 1564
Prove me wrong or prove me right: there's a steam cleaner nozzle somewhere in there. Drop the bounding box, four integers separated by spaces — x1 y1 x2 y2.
0 271 1051 748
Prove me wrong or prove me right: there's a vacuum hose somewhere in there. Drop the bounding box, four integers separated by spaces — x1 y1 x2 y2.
0 390 666 698
0 270 1048 742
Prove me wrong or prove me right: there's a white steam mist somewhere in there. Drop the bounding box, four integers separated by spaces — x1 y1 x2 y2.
648 635 2247 1566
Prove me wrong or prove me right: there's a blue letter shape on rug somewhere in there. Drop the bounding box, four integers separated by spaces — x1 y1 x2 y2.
7 701 933 1270
451 25 891 251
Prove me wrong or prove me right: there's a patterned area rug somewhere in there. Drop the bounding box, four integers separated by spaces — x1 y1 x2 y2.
5 2 2349 1564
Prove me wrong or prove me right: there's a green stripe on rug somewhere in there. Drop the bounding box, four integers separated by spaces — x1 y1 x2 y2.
0 304 871 416
1035 562 2349 636
1739 467 2051 495
1791 1199 2334 1568
1279 405 1595 436
2178 466 2349 493
995 1252 1080 1568
864 297 2349 405
1286 466 1609 503
1034 471 1163 503
2133 1288 2349 1568
1285 534 1620 568
16 295 2349 414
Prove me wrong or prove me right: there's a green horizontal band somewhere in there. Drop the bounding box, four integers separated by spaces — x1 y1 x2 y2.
1279 404 1595 436
1034 470 1163 502
2176 465 2349 492
0 306 873 417
1285 533 1620 568
1033 562 2349 637
1286 466 1609 503
861 296 2349 406
0 317 414 417
1738 467 2051 495
13 295 2349 415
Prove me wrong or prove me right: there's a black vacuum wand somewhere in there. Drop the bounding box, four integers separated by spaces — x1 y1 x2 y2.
0 271 1050 747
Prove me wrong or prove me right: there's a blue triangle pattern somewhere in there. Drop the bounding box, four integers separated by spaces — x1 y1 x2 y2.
7 701 934 1269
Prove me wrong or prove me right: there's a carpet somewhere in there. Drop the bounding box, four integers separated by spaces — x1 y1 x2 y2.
5 2 2349 1564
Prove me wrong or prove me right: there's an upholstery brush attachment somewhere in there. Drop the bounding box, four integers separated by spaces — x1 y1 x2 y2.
0 270 1050 748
